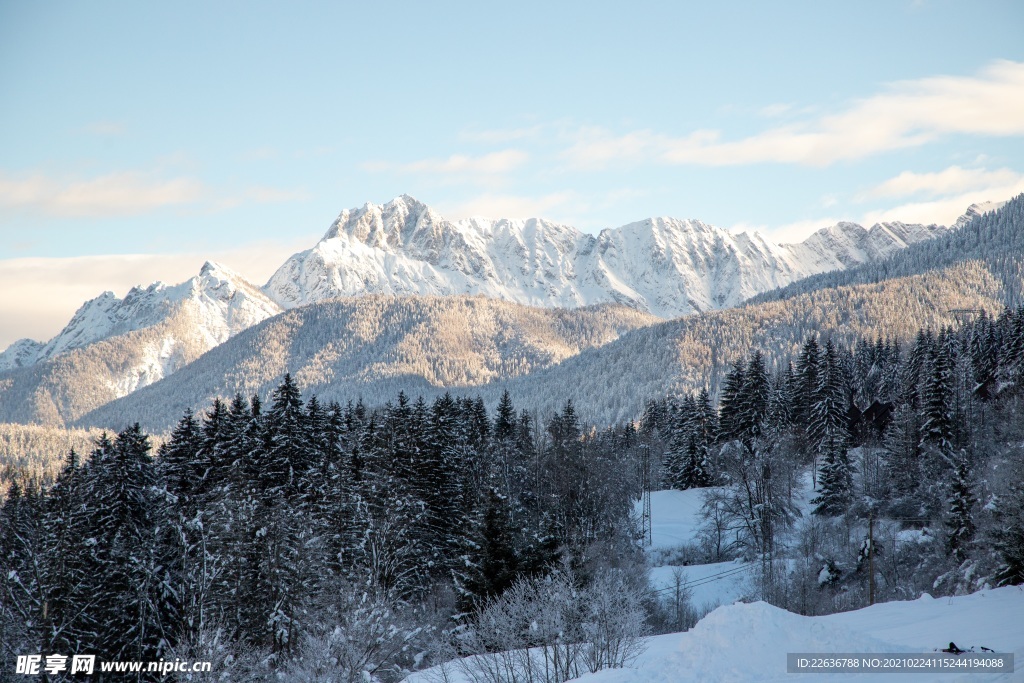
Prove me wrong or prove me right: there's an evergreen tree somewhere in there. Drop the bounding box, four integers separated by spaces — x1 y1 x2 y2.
738 351 770 447
717 363 746 443
811 340 853 516
946 451 976 564
992 487 1024 586
73 426 178 660
792 336 821 441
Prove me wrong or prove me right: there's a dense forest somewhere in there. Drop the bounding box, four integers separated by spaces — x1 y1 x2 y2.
2 306 1024 681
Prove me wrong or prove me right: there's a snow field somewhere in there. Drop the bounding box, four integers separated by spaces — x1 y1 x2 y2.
575 587 1024 683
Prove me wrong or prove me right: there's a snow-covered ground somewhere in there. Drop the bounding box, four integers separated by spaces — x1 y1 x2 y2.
642 488 718 550
641 478 817 613
411 587 1024 683
648 560 752 612
577 586 1024 683
414 486 1022 682
638 485 712 548
639 488 754 613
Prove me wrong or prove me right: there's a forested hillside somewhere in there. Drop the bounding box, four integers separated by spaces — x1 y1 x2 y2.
749 193 1024 306
79 297 658 432
489 259 1013 424
60 196 1022 434
3 307 1023 681
0 423 109 497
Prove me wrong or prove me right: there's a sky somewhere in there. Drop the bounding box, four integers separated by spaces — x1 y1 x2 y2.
1 0 1023 349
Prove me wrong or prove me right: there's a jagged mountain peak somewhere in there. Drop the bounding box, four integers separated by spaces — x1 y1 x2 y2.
953 200 1008 230
324 194 446 247
264 195 958 318
1 261 282 376
199 260 236 277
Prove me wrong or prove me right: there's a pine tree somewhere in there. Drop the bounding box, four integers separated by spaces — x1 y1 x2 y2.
159 408 202 515
0 481 43 666
946 451 975 564
882 403 923 514
738 351 770 447
662 398 689 489
792 336 821 440
717 363 746 444
992 487 1024 586
72 426 178 660
811 340 853 516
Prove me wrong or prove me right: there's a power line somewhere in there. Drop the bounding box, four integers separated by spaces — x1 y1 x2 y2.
651 563 751 594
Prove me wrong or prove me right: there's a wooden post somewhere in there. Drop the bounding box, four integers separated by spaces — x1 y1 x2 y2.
868 513 875 606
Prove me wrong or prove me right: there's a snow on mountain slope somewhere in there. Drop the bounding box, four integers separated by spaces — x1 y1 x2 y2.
77 296 660 433
264 195 949 319
0 339 45 373
953 200 1009 229
0 261 282 373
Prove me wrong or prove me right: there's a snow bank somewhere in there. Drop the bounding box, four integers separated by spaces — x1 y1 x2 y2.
411 587 1024 683
577 586 1024 683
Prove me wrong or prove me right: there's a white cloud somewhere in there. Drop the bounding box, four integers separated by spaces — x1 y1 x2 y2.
759 169 1024 244
364 149 529 175
860 182 1024 227
563 60 1024 168
758 103 793 118
0 237 319 350
0 170 313 217
861 165 1024 200
0 171 204 217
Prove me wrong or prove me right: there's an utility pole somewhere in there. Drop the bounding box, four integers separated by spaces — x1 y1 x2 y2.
641 444 652 547
868 513 875 606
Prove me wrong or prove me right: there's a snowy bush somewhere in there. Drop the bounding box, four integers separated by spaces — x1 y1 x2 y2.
447 566 648 683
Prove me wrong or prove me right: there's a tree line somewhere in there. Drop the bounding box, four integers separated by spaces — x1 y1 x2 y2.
3 304 1024 679
1 383 644 681
642 305 1024 609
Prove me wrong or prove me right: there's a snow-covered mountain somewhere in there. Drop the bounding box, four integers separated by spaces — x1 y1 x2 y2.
952 199 1008 229
0 261 282 376
264 195 949 317
1 194 1008 428
78 296 659 431
2 196 969 375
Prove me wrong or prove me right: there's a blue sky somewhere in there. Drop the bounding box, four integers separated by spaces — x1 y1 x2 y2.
1 0 1023 347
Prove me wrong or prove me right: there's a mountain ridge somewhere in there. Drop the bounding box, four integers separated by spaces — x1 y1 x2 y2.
0 195 1007 428
263 194 952 317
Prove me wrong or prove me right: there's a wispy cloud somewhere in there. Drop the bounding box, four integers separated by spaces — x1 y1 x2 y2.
0 171 204 217
860 165 1024 200
364 149 529 175
0 170 313 217
0 237 320 350
563 60 1024 168
861 186 1024 227
754 217 844 245
758 103 793 118
759 166 1024 244
855 163 1024 226
242 186 312 204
